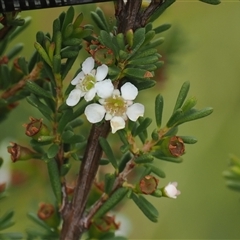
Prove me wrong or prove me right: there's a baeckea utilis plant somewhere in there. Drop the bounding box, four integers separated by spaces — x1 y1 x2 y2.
0 0 220 239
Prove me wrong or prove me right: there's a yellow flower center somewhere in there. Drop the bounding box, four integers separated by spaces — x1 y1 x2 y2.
104 94 127 116
80 74 96 92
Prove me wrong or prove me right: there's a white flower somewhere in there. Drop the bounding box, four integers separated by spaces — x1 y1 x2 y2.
84 82 145 133
163 182 181 199
66 57 114 106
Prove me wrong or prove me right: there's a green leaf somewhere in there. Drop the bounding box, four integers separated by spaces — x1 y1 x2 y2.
104 173 116 194
132 28 145 51
47 159 62 205
142 30 156 46
37 136 55 143
47 144 59 159
63 23 74 39
62 38 82 46
179 136 198 144
61 54 78 80
52 54 61 74
61 6 75 34
54 31 62 55
152 152 183 163
96 7 110 31
26 94 53 121
155 94 164 128
99 137 118 170
6 43 24 60
61 46 81 58
225 180 240 191
66 118 83 128
25 81 53 99
199 0 221 5
62 133 85 144
34 41 52 67
0 232 23 239
123 68 152 79
58 109 74 133
99 30 118 56
141 38 164 51
181 96 198 112
134 154 154 164
115 33 125 51
144 163 166 178
154 23 171 34
176 107 213 126
130 79 156 91
166 108 183 128
0 64 10 89
27 212 52 232
149 0 176 23
128 55 159 66
133 48 158 59
91 11 108 31
73 13 83 28
173 81 190 113
132 117 152 137
131 194 158 222
93 188 128 220
0 210 14 227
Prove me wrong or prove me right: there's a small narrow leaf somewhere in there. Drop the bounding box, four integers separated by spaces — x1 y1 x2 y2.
99 137 118 170
173 81 190 113
27 212 52 231
123 68 152 79
104 173 116 194
155 94 164 128
47 144 59 159
134 154 154 164
131 193 158 222
61 6 75 33
179 136 198 144
47 158 62 205
176 107 213 126
34 41 52 67
154 23 171 34
73 13 83 28
58 109 74 133
93 188 128 220
96 7 110 31
152 152 183 163
91 11 108 31
166 108 183 128
25 81 53 99
132 118 152 137
144 163 166 178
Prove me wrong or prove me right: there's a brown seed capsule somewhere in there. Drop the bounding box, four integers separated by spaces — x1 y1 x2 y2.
168 136 185 157
139 175 159 195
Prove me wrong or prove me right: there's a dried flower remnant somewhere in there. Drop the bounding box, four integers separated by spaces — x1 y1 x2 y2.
169 136 185 157
139 175 159 194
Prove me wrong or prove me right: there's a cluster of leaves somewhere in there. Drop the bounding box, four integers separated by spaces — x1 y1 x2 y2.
0 0 220 239
223 155 240 193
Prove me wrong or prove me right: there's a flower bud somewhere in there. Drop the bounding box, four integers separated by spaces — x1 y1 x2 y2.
7 142 39 162
24 117 50 140
162 182 181 199
37 203 60 228
160 136 185 157
139 175 159 195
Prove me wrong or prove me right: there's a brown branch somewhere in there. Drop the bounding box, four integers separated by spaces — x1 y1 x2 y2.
60 121 111 240
1 62 43 99
82 159 136 229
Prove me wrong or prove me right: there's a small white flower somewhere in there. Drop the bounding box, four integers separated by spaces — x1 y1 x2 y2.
84 82 145 133
66 57 114 106
163 182 181 199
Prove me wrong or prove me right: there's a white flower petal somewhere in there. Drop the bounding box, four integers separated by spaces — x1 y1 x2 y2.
110 116 125 133
95 64 108 81
66 89 82 106
121 82 138 100
71 71 84 85
84 88 96 102
105 113 112 120
95 79 114 99
85 103 105 123
126 103 144 121
164 182 181 199
82 57 94 74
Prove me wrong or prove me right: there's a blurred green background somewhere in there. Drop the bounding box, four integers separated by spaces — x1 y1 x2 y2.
1 0 240 239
